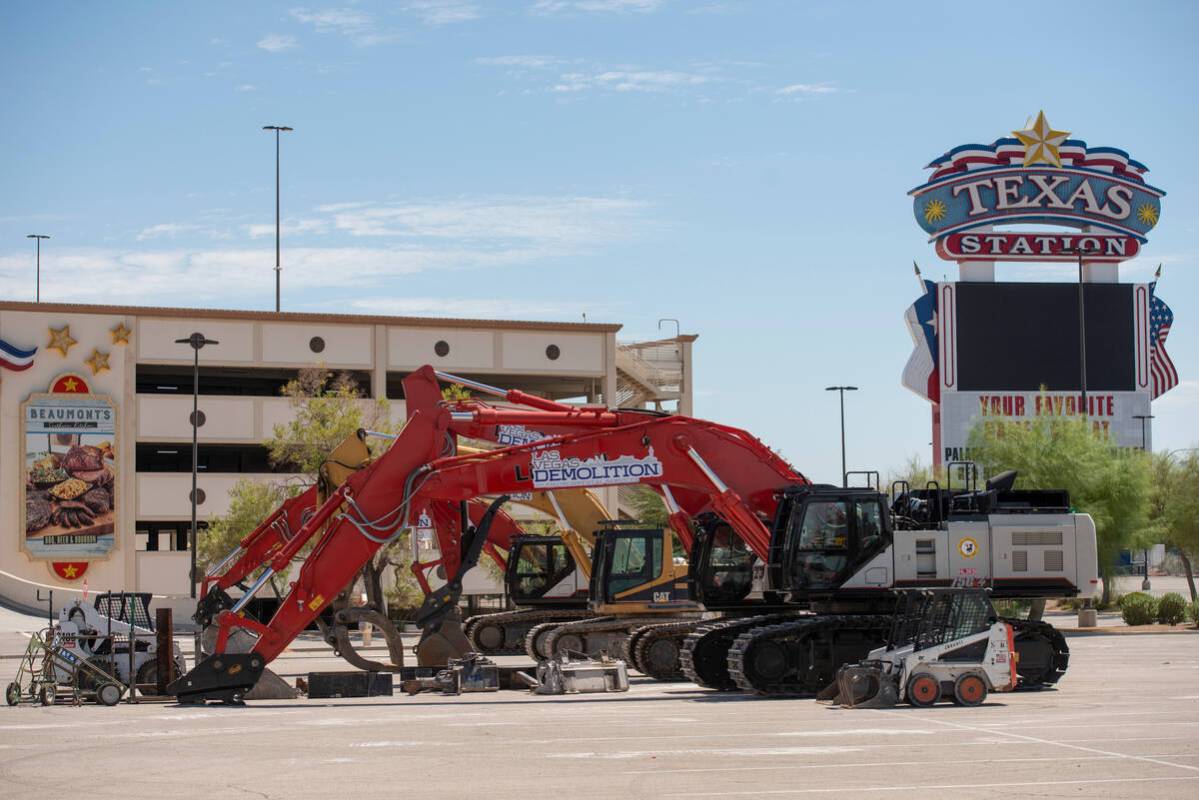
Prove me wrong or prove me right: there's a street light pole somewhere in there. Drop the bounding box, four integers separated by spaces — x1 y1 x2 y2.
1133 412 1155 591
1132 414 1154 452
825 385 858 487
176 333 218 598
26 234 49 302
262 126 293 313
1062 242 1100 418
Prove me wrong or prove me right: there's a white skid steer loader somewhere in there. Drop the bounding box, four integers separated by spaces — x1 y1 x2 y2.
54 593 186 694
824 589 1017 708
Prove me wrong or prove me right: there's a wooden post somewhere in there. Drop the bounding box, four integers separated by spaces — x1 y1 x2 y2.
156 607 174 694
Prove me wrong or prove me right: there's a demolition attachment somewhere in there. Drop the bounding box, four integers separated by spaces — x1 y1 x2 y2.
168 653 265 705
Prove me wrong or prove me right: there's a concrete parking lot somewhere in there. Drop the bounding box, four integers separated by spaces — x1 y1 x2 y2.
2 618 1197 800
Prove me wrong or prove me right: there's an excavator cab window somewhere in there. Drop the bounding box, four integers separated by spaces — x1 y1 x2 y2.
694 523 755 603
608 534 661 595
784 493 891 594
507 537 577 604
856 501 884 552
592 527 665 603
789 499 852 591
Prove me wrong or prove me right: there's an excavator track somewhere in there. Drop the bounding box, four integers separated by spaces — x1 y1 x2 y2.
540 616 690 661
627 619 705 681
679 614 796 690
1005 617 1070 688
727 614 892 696
525 618 609 660
465 608 592 655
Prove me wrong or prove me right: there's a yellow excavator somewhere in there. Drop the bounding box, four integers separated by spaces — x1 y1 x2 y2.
459 485 699 680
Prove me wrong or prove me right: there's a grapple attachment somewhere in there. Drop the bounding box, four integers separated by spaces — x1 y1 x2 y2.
826 662 899 709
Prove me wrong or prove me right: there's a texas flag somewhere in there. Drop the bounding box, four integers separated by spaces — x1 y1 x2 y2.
902 278 939 403
0 338 37 371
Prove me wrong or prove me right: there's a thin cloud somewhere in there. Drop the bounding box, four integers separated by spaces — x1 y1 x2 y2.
404 1 482 26
244 219 330 238
0 194 651 307
553 69 709 93
776 82 839 97
476 55 563 69
257 34 298 53
136 223 203 241
290 7 373 31
289 7 400 45
350 296 600 320
319 196 648 242
532 0 664 13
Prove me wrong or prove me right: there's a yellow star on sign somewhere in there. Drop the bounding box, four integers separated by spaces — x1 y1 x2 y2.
1012 111 1071 167
62 377 81 392
110 322 132 345
62 564 78 578
84 348 110 376
47 325 78 357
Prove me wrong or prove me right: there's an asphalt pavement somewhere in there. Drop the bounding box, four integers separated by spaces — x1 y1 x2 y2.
2 609 1197 800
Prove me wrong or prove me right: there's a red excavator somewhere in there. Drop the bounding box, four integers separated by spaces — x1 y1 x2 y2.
171 366 1096 703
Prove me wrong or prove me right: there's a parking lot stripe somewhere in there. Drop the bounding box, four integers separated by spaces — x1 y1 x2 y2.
870 708 1199 774
667 775 1199 796
627 752 1187 774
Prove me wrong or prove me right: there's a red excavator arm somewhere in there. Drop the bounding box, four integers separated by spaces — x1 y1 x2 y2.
194 484 318 627
170 366 806 703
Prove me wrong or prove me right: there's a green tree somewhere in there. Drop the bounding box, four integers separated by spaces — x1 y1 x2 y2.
966 414 1152 606
197 478 302 594
885 454 945 494
1148 451 1199 601
626 486 669 527
266 367 392 473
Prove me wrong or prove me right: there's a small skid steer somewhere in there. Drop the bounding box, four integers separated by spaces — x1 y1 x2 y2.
824 589 1017 708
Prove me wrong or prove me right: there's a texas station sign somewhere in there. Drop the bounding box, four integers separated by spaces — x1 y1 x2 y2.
901 112 1176 466
911 111 1164 262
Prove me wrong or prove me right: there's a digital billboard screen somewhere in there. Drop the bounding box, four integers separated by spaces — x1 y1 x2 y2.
954 282 1135 392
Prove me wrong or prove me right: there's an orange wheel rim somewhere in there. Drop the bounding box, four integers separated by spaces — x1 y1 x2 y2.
913 678 936 700
960 677 984 701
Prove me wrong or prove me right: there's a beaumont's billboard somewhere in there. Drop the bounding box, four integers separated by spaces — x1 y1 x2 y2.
22 391 118 561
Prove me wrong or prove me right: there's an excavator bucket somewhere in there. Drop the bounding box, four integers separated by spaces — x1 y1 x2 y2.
825 662 899 709
414 612 473 667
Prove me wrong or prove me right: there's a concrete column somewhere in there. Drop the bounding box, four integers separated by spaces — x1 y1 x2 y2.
956 225 996 281
602 332 618 408
1080 226 1119 283
679 337 694 416
372 325 387 399
122 314 139 592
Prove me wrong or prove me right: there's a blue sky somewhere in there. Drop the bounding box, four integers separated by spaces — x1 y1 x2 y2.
2 0 1196 483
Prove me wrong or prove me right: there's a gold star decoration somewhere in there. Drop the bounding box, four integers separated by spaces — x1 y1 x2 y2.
1012 111 1070 167
1136 204 1159 227
47 325 78 357
62 564 78 578
110 322 132 345
84 348 110 376
61 376 81 392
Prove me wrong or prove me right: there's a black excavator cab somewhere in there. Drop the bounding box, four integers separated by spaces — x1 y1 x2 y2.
504 534 588 608
689 515 760 608
768 485 893 601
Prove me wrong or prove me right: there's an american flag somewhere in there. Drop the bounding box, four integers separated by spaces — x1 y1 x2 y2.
1149 282 1177 398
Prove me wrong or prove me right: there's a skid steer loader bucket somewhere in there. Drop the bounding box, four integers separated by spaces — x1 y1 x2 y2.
826 662 899 709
